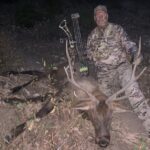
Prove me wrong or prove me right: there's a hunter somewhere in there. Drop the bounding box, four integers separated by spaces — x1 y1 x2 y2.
86 5 150 136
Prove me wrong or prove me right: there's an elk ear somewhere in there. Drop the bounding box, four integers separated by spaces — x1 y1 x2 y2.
73 100 98 111
110 102 132 113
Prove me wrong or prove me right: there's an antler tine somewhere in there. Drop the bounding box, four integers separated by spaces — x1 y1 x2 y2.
137 36 141 57
64 40 99 103
132 36 141 78
106 67 146 103
106 37 147 103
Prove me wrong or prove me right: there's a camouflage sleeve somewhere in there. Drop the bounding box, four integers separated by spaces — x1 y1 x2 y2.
86 35 93 60
118 25 137 54
86 29 97 61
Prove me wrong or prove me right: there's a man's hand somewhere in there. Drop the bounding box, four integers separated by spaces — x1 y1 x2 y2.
132 53 143 66
129 45 143 66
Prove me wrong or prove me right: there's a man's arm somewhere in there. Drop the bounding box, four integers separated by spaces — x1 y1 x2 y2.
86 35 93 60
118 25 142 63
86 28 97 62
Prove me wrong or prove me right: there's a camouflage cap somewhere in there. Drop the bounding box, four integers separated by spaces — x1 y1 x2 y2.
94 5 107 14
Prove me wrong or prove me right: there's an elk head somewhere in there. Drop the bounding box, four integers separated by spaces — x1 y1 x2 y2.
72 77 112 147
64 39 146 147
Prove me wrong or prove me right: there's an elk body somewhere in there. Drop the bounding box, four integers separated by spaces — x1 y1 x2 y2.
63 39 113 147
64 39 146 147
59 19 146 147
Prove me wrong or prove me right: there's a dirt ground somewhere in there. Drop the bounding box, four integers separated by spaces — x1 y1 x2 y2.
0 3 150 150
0 43 149 150
0 66 150 150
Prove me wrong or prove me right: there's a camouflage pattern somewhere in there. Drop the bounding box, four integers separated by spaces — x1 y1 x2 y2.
86 23 136 68
86 23 150 135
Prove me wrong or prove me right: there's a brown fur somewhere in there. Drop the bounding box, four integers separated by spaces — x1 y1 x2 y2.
55 66 112 147
71 75 112 147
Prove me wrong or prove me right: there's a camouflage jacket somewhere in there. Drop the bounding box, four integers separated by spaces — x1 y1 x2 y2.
86 23 137 68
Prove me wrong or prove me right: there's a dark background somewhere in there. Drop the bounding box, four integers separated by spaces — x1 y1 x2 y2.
0 0 150 71
0 0 150 33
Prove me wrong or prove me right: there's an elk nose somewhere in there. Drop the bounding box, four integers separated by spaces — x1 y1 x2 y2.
99 139 109 147
96 136 110 147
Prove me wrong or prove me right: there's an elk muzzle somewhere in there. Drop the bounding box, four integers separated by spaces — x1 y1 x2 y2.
90 101 111 148
95 129 110 147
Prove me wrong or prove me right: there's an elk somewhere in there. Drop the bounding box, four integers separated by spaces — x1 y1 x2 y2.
64 39 146 147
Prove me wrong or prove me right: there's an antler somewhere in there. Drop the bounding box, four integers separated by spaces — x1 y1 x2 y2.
64 37 146 109
64 40 99 109
106 38 147 103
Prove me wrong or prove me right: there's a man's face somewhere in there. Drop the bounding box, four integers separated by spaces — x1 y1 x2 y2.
94 10 108 28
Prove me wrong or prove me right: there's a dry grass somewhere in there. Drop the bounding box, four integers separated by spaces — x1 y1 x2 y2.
1 69 150 150
0 17 150 150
